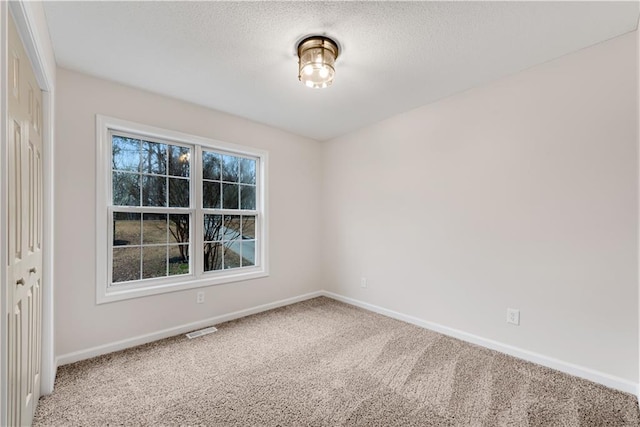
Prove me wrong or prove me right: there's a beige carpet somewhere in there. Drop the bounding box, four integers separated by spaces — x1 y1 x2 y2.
34 297 639 426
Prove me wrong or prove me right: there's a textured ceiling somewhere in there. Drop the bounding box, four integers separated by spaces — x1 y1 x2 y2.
43 1 639 141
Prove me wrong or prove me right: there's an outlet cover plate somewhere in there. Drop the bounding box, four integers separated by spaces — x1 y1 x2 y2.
507 308 520 325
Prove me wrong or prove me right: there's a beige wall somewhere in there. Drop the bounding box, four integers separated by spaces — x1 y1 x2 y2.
54 68 323 356
321 32 639 382
56 31 639 385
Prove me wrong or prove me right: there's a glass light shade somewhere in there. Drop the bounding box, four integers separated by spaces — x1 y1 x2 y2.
297 36 339 89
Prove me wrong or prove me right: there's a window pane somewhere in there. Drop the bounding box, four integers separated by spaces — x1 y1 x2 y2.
202 151 221 180
222 183 239 209
203 181 221 209
169 178 189 207
204 214 223 242
242 240 255 267
112 247 141 283
114 212 141 246
239 158 256 184
169 245 189 275
241 216 255 240
223 215 241 240
240 185 256 210
204 242 223 271
105 122 265 294
113 172 140 206
142 175 167 207
221 155 239 182
169 214 190 244
112 136 140 172
141 141 167 175
143 213 167 244
224 240 242 269
142 246 167 279
168 145 190 177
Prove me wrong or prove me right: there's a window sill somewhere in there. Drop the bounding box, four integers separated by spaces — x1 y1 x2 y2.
96 267 268 304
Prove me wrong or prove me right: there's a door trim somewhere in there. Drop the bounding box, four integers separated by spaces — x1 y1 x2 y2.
636 15 640 404
1 2 55 424
1 3 8 423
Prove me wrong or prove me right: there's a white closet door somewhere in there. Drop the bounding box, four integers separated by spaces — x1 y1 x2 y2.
7 12 43 427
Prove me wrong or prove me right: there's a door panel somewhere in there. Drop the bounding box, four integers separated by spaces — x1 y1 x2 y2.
28 143 34 252
12 122 22 261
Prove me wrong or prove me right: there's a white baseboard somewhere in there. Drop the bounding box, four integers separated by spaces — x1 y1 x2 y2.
54 289 638 397
55 291 323 366
321 291 638 396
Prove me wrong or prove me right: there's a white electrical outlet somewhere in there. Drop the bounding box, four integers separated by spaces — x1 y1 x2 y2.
196 291 205 304
506 308 520 325
360 277 367 288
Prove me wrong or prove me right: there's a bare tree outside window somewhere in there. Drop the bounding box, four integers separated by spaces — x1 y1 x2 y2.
109 131 259 287
202 150 257 271
111 136 191 283
99 117 267 303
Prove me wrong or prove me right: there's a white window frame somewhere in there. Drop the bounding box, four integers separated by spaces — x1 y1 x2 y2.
96 115 269 304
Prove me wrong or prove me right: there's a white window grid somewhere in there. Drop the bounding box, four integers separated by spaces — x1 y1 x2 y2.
96 115 269 304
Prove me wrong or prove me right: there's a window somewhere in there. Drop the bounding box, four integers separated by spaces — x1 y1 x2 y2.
96 116 268 303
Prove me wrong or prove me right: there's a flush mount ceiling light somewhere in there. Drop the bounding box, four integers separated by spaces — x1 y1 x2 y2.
297 35 339 89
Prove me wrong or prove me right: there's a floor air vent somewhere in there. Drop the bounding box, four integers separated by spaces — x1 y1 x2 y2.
186 326 218 339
